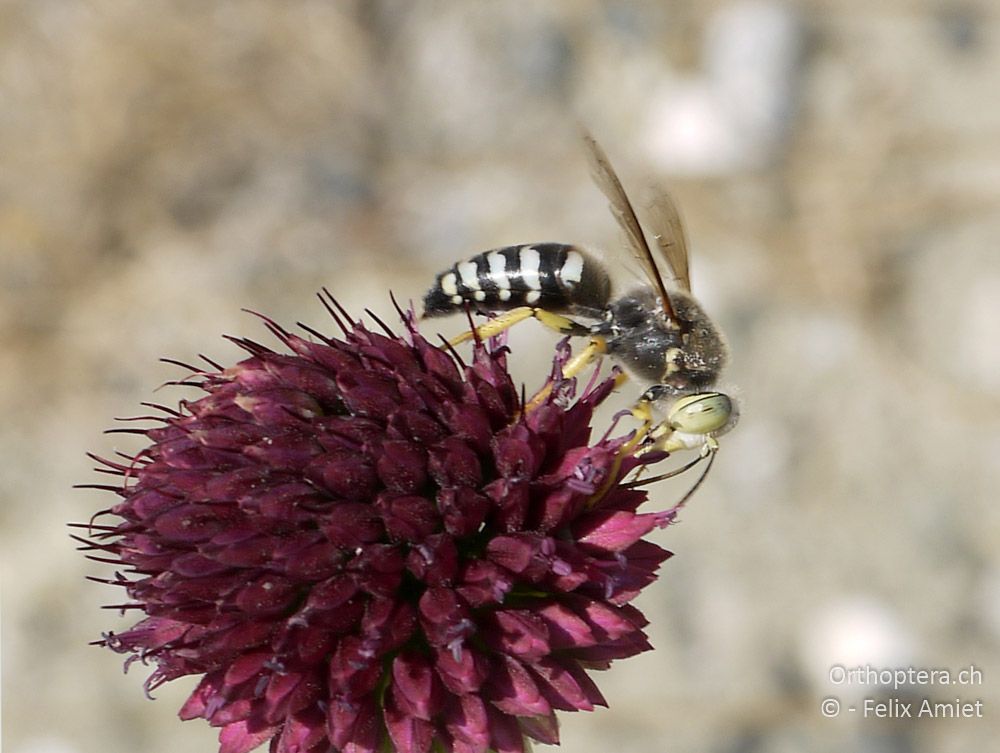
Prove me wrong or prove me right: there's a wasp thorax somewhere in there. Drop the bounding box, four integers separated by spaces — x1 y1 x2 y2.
599 288 727 392
667 392 735 436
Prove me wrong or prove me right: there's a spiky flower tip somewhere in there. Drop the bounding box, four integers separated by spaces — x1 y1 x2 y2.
78 295 678 753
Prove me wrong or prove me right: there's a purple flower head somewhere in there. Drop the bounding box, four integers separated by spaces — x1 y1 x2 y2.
78 295 678 753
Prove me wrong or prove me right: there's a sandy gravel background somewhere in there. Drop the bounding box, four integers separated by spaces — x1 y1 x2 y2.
2 2 998 752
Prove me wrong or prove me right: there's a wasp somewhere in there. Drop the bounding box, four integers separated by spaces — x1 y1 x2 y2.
422 135 737 459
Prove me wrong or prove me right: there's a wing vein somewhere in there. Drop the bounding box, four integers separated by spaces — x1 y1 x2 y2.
644 187 692 292
582 132 678 322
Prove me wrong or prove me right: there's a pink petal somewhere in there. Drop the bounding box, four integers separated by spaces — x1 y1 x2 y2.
234 388 322 424
573 510 660 553
328 636 383 697
379 494 440 543
492 435 542 479
483 478 529 532
485 655 551 717
153 503 232 543
557 660 607 707
180 672 224 720
208 698 253 726
428 438 482 488
285 670 323 718
171 552 232 577
443 694 490 753
434 645 490 694
262 672 301 723
411 337 463 387
392 652 444 720
327 698 378 751
243 432 321 471
484 610 551 661
418 587 474 649
534 488 584 533
570 596 646 641
273 708 327 753
486 707 525 753
486 535 538 574
234 575 297 615
198 619 273 658
336 370 401 421
570 633 653 662
306 451 377 501
342 710 381 753
280 541 341 580
526 657 601 711
518 712 560 745
456 560 512 607
386 409 446 447
532 602 597 649
438 487 490 538
441 401 494 454
114 616 190 652
405 534 459 585
376 441 429 493
348 545 405 597
218 719 278 753
304 575 358 611
222 651 270 690
384 688 434 753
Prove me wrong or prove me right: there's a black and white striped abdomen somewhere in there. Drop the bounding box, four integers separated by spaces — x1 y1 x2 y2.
422 243 611 318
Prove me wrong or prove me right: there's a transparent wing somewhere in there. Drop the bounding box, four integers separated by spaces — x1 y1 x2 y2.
644 187 691 292
582 132 677 322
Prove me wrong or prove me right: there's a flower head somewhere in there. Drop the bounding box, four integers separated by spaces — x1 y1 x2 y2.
79 296 677 753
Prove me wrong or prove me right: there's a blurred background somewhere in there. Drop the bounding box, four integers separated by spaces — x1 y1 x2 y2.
2 1 998 752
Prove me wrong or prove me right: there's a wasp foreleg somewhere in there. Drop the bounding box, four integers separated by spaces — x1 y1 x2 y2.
522 337 610 413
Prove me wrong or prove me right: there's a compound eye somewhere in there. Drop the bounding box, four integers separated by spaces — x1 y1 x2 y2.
668 392 733 435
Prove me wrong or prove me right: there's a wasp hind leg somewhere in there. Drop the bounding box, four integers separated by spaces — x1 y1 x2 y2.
448 307 589 346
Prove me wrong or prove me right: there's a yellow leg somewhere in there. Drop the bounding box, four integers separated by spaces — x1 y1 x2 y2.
590 411 719 507
448 307 535 345
523 338 609 413
639 424 720 455
561 338 607 379
533 309 585 336
448 307 588 346
630 398 654 424
586 409 649 508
